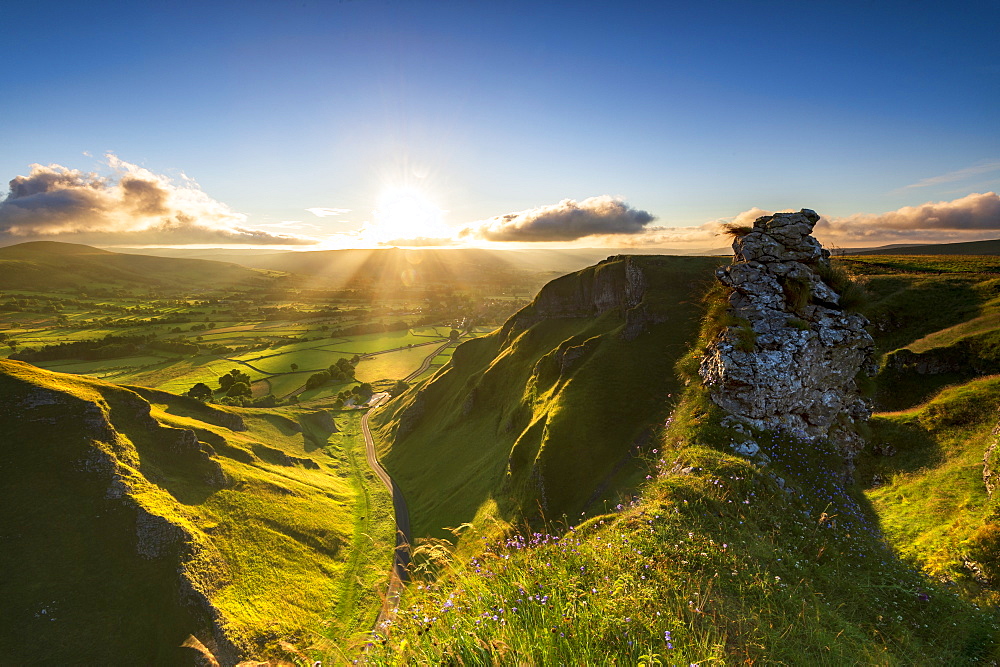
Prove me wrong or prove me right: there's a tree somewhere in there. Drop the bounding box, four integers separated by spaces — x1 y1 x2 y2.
187 382 213 401
352 382 374 402
449 329 461 341
290 362 299 372
226 381 251 398
305 370 331 390
219 368 251 392
389 380 409 397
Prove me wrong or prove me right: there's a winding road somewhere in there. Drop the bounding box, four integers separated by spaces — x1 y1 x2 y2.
361 338 452 633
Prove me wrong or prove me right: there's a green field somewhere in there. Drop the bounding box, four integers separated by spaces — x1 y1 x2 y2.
322 330 443 354
355 345 437 383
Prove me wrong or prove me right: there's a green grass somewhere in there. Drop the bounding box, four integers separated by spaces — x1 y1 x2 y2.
846 254 1000 274
355 345 437 383
235 349 348 374
0 359 395 661
323 330 441 354
373 256 721 540
362 436 999 664
859 376 1000 593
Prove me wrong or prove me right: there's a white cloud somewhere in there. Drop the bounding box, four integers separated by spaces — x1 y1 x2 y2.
306 207 350 217
0 155 317 246
902 161 1000 189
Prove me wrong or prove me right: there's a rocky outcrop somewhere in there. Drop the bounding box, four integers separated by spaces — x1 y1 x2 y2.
502 255 655 341
699 209 876 464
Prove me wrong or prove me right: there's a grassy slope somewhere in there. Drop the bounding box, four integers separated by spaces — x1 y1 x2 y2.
858 377 1000 590
357 254 1000 663
846 257 1000 410
372 255 723 540
0 359 394 662
362 388 999 665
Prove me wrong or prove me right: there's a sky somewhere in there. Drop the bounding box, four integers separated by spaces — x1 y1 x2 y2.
1 0 999 250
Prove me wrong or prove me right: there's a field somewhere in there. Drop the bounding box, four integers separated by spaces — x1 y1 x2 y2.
0 275 524 408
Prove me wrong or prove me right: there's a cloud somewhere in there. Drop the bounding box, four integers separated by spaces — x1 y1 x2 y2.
459 195 655 242
306 207 350 217
377 236 457 247
817 192 1000 243
254 220 322 230
0 155 317 246
902 161 1000 189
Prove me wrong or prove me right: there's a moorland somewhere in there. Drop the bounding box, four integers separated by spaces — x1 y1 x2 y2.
6 239 1000 663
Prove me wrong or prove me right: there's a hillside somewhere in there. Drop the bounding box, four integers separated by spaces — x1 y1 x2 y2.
0 241 276 291
372 254 725 539
360 224 1000 663
845 238 1000 256
0 359 394 663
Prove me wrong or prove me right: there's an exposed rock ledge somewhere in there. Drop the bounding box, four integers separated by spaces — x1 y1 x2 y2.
699 209 876 467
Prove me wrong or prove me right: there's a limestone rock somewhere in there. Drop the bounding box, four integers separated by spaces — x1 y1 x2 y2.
699 209 875 466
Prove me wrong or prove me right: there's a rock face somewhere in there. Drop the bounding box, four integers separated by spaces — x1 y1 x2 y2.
503 255 662 341
699 209 876 463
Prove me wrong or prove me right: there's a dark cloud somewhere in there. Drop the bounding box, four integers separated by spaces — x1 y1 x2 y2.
0 156 318 246
459 195 655 242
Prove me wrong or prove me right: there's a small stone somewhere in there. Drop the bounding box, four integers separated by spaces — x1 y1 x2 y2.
732 440 760 457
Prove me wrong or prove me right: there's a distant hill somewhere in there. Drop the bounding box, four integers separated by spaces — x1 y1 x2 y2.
0 241 276 291
843 238 1000 256
114 245 732 286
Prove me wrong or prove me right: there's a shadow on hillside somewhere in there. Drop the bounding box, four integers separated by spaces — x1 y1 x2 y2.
853 416 943 491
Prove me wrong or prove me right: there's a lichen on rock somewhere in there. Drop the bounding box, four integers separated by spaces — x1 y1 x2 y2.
699 209 876 467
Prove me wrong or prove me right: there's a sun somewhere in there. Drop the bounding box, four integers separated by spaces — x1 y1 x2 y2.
369 187 451 245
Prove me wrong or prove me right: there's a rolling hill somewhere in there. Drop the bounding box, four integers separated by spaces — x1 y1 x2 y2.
845 238 1000 256
360 250 1000 663
0 358 394 663
0 241 277 291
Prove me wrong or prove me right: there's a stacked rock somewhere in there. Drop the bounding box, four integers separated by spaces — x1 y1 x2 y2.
699 209 876 464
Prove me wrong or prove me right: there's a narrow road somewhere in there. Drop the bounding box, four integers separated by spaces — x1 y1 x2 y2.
361 393 411 633
404 339 453 382
361 338 451 636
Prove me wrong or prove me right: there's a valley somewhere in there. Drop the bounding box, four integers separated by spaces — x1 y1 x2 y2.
6 237 1000 663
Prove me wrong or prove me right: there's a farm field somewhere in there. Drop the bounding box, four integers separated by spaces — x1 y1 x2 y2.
355 345 439 383
0 274 525 411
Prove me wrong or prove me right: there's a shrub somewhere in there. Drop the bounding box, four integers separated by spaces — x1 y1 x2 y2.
225 381 251 398
816 260 870 312
781 275 812 312
720 222 753 239
735 323 757 352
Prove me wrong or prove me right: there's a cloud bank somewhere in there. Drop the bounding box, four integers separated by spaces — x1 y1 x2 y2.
459 195 655 242
0 155 317 246
818 192 1000 241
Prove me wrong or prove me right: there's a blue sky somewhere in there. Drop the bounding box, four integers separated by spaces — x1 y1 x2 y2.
1 0 998 248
